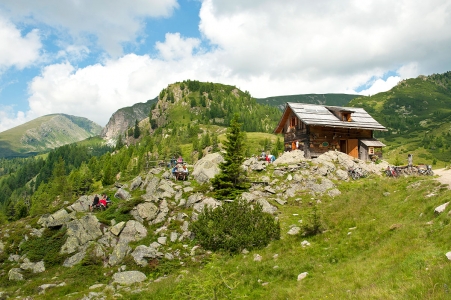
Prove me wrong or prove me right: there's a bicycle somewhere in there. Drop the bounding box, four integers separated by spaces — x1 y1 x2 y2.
385 166 399 177
418 165 434 176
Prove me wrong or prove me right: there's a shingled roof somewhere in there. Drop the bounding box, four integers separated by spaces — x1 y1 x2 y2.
274 102 387 133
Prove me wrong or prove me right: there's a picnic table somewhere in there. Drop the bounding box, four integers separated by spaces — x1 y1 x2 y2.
173 171 189 181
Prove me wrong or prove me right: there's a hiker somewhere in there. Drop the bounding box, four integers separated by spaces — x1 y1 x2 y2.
90 194 100 211
181 165 189 180
99 195 107 209
172 165 178 179
177 156 183 164
170 156 177 167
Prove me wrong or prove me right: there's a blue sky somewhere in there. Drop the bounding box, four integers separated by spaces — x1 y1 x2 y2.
1 0 451 132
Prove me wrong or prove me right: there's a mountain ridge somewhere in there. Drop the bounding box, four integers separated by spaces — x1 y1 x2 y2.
0 114 102 158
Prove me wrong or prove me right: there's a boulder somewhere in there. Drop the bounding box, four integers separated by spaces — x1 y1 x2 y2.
131 245 163 267
20 259 45 273
63 251 86 267
119 220 147 243
113 270 146 285
115 188 131 200
38 208 72 228
435 202 449 214
110 221 126 236
186 193 203 208
257 199 277 214
287 226 301 235
131 202 159 223
152 200 169 224
67 195 92 212
130 176 143 191
8 268 24 281
193 197 222 213
273 150 305 165
192 153 224 183
109 241 132 266
60 215 103 254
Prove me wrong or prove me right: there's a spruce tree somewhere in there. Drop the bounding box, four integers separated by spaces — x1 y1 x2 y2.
211 114 249 199
133 120 141 138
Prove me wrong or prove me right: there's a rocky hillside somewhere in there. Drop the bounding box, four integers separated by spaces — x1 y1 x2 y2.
100 97 158 140
0 150 397 298
0 114 102 158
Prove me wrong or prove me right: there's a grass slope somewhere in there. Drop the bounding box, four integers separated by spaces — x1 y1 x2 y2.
2 170 451 299
349 71 451 165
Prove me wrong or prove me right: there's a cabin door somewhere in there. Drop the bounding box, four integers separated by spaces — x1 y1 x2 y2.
347 139 358 158
339 140 347 153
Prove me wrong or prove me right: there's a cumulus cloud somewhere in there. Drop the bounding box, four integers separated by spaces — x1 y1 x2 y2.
1 0 179 56
0 16 42 71
2 0 451 132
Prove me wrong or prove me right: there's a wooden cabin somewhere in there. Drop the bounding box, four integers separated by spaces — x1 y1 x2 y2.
274 102 387 160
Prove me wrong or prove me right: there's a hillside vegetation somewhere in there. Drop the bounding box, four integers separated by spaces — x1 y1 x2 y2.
0 114 102 159
256 93 360 110
349 71 451 165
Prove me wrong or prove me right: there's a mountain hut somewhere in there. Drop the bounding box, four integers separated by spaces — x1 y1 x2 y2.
273 102 387 161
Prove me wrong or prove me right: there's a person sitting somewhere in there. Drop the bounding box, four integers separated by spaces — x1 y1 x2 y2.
177 156 183 164
172 166 178 179
261 151 266 159
99 195 107 209
90 194 100 211
171 156 177 167
178 165 189 180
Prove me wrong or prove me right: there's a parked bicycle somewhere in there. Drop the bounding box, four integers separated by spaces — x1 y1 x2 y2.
385 166 399 177
418 165 434 176
348 166 369 180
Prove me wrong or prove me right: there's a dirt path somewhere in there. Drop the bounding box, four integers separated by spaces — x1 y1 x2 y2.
433 168 451 189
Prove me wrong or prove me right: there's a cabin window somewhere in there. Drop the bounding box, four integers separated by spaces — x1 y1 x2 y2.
368 147 374 155
342 113 351 122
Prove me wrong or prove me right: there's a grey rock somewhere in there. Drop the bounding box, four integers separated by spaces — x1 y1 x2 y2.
192 153 224 183
157 236 167 245
67 195 92 212
186 193 203 208
119 220 147 243
273 170 285 177
170 232 178 242
297 272 308 281
264 186 276 194
38 283 58 294
113 270 146 285
183 187 194 193
29 228 45 237
257 198 278 214
287 227 301 235
8 268 24 281
130 176 143 191
181 221 190 232
110 221 126 236
115 188 131 200
8 254 20 262
292 174 304 182
38 208 72 228
165 253 174 260
193 197 222 213
335 169 349 181
131 245 163 267
0 241 4 253
241 192 258 202
152 200 169 224
61 215 103 254
63 251 86 267
144 177 160 197
273 150 305 165
20 260 45 273
435 202 449 214
328 188 341 197
275 198 287 205
131 202 159 223
109 241 132 266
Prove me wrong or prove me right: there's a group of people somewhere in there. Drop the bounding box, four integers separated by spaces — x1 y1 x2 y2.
90 194 110 211
260 151 276 163
172 164 189 180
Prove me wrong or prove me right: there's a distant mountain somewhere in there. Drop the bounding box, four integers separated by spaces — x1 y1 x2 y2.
255 93 360 110
101 97 158 140
0 114 102 158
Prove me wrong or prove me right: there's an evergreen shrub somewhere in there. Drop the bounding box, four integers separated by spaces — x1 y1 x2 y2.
190 199 280 253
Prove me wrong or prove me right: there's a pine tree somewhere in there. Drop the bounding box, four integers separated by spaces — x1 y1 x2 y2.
211 114 249 199
133 120 141 138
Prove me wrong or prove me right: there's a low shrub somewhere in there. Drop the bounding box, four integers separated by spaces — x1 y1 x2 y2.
190 199 280 253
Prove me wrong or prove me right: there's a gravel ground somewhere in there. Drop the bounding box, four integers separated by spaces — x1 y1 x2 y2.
433 168 451 189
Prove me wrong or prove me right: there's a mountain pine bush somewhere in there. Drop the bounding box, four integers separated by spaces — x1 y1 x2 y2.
190 199 280 253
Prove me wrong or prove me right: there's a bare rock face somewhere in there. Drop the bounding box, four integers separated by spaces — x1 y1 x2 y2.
100 99 154 140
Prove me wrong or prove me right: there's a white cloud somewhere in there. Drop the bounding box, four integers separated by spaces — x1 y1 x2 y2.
1 0 179 56
2 0 451 132
0 16 42 71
